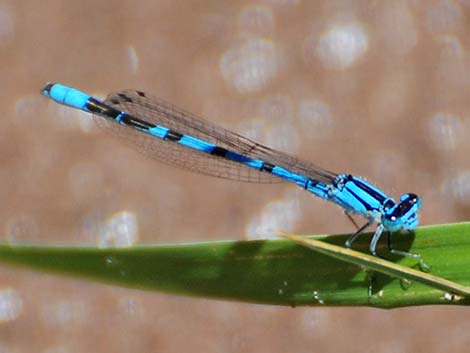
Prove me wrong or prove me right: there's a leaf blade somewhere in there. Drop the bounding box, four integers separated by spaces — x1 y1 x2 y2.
0 222 469 308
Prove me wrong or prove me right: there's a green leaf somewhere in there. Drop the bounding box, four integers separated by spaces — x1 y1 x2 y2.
279 232 470 297
0 222 469 308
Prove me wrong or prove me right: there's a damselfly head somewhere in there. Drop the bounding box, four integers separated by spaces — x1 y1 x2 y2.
383 193 421 232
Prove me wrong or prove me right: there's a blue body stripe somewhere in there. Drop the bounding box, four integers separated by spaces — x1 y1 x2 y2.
224 151 264 170
148 126 170 139
271 166 309 187
179 135 216 153
335 184 381 213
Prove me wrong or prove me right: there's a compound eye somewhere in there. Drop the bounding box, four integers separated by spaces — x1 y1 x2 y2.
400 193 417 203
399 193 421 210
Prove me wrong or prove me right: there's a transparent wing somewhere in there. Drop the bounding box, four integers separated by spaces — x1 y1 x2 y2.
94 89 337 184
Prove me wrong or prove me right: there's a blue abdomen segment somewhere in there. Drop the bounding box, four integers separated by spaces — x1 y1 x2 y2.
271 166 309 188
148 124 311 185
42 83 92 111
225 151 264 170
148 125 266 169
306 179 330 199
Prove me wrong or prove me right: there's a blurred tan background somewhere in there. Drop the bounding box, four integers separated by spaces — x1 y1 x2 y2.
1 0 470 352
